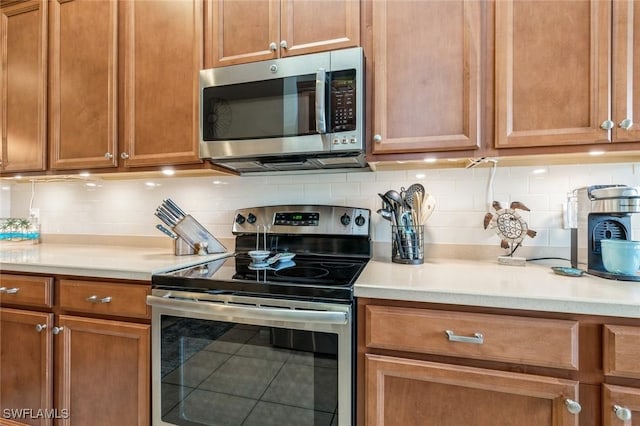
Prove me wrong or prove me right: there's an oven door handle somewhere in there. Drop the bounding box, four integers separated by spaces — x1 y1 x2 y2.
146 295 349 325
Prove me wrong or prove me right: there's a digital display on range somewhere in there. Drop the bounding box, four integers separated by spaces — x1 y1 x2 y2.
274 212 319 226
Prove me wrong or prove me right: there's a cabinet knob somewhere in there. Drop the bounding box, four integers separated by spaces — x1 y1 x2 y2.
52 326 64 335
564 399 581 415
35 324 47 333
613 405 632 421
104 152 113 160
373 134 383 143
120 152 129 160
280 40 288 49
269 42 277 51
618 118 633 130
600 120 615 130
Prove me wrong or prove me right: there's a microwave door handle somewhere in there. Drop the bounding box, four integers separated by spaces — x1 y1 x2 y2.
315 68 327 134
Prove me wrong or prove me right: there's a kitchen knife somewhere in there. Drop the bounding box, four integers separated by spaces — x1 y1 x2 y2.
162 199 186 220
158 205 181 222
156 224 178 239
155 209 177 227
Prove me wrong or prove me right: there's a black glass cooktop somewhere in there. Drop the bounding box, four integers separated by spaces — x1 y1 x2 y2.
152 253 368 302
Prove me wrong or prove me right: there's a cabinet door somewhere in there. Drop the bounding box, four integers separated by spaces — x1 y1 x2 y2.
280 0 359 57
48 0 118 170
206 0 279 67
603 384 640 426
366 354 580 426
121 0 202 168
369 0 481 155
0 308 53 426
613 0 640 142
0 0 47 174
54 315 150 426
495 0 611 148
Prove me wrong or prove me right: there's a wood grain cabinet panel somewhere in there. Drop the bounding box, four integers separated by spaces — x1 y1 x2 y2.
0 0 47 174
121 0 203 167
495 0 640 149
366 305 579 370
613 0 640 142
55 315 150 426
0 308 53 426
206 0 359 67
603 384 640 426
58 279 150 319
366 354 580 426
48 0 118 170
0 274 53 308
603 324 640 379
368 0 481 155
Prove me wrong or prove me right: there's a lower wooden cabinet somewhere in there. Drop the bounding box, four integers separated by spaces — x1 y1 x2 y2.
55 315 149 426
366 354 580 426
602 384 640 426
0 273 150 426
0 308 53 426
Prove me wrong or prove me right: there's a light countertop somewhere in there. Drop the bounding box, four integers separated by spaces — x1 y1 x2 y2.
3 243 640 318
0 242 231 281
355 258 640 318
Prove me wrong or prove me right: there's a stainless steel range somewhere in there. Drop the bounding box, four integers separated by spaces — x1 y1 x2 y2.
148 205 371 426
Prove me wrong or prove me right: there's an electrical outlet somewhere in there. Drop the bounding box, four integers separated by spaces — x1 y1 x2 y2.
29 208 40 222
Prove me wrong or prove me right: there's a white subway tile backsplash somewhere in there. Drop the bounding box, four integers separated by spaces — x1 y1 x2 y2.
5 162 637 255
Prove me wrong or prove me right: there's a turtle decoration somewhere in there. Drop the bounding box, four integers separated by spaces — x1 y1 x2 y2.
483 201 537 251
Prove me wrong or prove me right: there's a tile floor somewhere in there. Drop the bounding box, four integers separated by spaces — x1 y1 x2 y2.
160 322 339 426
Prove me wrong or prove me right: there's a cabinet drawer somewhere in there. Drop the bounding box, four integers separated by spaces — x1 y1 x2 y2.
0 274 53 308
58 280 150 319
365 305 579 370
603 324 640 379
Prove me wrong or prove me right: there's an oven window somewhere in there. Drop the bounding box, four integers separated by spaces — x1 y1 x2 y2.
159 315 339 426
202 75 318 141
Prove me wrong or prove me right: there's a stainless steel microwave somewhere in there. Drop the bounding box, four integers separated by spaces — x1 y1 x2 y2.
199 48 366 174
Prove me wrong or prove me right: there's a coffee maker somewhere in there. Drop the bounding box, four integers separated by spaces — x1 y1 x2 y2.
570 185 640 281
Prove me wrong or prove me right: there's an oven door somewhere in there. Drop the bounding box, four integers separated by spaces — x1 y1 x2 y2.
147 290 353 426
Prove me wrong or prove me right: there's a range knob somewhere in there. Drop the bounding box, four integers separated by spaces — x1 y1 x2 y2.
235 214 246 224
340 213 351 226
247 213 257 224
355 214 366 226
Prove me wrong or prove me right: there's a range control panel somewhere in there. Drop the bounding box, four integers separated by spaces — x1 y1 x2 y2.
232 205 370 236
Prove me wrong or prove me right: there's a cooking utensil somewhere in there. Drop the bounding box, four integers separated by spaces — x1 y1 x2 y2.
162 199 186 220
377 208 393 221
155 209 177 227
156 224 177 239
421 193 436 223
155 199 226 254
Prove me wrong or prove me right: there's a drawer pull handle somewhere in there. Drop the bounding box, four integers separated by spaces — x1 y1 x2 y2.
564 399 581 415
445 330 484 344
613 405 632 421
35 324 47 333
0 287 19 294
86 295 112 304
52 326 64 335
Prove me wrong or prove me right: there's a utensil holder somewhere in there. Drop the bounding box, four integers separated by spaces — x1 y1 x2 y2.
392 225 424 265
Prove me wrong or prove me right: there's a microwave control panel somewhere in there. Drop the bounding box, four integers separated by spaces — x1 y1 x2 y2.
330 70 356 133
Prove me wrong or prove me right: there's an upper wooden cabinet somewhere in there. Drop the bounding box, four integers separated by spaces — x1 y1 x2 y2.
48 0 118 170
0 0 47 174
495 0 640 149
121 0 203 168
612 0 640 142
206 0 360 67
367 0 482 156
